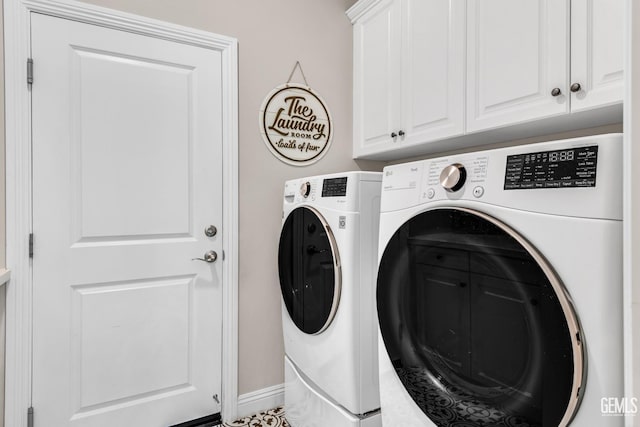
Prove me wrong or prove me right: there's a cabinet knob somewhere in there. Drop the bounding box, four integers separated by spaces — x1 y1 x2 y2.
390 132 397 138
398 130 405 137
551 87 562 97
570 83 582 93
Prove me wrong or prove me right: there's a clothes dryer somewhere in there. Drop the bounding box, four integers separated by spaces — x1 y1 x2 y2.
376 134 623 426
278 172 382 427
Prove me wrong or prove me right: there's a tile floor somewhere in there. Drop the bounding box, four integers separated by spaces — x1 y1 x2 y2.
223 406 289 427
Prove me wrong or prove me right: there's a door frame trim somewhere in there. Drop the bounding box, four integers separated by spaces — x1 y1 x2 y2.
3 0 240 424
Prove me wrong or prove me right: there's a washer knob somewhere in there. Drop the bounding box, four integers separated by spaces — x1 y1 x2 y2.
300 181 311 198
439 163 467 192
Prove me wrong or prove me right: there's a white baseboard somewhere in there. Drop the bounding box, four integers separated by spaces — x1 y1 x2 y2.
236 383 284 419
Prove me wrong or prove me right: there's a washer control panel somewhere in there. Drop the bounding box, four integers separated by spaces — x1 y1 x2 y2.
284 172 382 216
321 177 348 197
295 177 349 200
284 175 352 208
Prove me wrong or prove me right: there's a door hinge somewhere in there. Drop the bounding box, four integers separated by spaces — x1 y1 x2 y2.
27 58 33 86
29 233 34 258
27 406 34 427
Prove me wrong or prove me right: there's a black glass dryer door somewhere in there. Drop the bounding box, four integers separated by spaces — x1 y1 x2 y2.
376 208 583 427
278 206 340 335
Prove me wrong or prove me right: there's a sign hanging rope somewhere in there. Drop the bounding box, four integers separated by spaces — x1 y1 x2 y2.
286 61 309 88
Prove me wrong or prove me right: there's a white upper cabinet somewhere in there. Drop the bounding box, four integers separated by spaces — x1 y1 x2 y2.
349 0 465 159
349 0 623 160
570 0 625 112
467 0 624 132
466 0 570 132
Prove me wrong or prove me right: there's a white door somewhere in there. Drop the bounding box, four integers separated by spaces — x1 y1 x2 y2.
31 12 223 426
466 0 570 132
400 0 465 146
570 0 625 112
352 0 402 157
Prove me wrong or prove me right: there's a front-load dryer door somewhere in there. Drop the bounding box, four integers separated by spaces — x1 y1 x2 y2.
278 206 341 335
377 208 583 427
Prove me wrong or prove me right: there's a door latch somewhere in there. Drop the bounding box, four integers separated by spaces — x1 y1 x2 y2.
192 250 218 263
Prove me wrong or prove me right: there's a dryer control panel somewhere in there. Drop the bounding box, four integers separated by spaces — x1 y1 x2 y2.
504 146 598 190
379 133 622 220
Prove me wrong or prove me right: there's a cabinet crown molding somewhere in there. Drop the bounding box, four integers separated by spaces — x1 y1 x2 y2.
346 0 387 23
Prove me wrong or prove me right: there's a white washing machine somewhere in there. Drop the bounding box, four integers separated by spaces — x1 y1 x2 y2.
376 134 623 427
278 171 383 427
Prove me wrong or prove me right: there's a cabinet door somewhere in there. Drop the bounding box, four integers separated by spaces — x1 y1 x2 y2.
352 0 402 157
570 0 624 112
400 0 465 145
466 0 570 132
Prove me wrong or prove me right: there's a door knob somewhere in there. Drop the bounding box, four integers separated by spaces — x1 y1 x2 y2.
570 83 582 93
204 225 217 237
192 250 218 263
390 132 397 138
551 87 562 97
398 130 405 137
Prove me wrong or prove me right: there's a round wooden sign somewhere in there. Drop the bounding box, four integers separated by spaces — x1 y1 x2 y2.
259 84 333 166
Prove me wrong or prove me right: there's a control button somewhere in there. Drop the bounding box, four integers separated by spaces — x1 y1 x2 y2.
426 188 435 199
300 181 311 198
473 186 485 198
439 163 467 192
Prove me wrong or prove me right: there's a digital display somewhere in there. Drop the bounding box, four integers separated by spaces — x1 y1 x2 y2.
549 150 574 162
504 146 598 190
322 177 348 197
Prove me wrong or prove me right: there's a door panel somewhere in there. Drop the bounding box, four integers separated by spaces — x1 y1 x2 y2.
72 277 192 409
31 12 222 426
72 48 193 240
402 0 465 143
466 0 569 132
353 0 402 151
570 0 624 112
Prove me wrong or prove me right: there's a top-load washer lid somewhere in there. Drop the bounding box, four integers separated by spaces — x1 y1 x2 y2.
278 206 341 335
377 208 583 427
